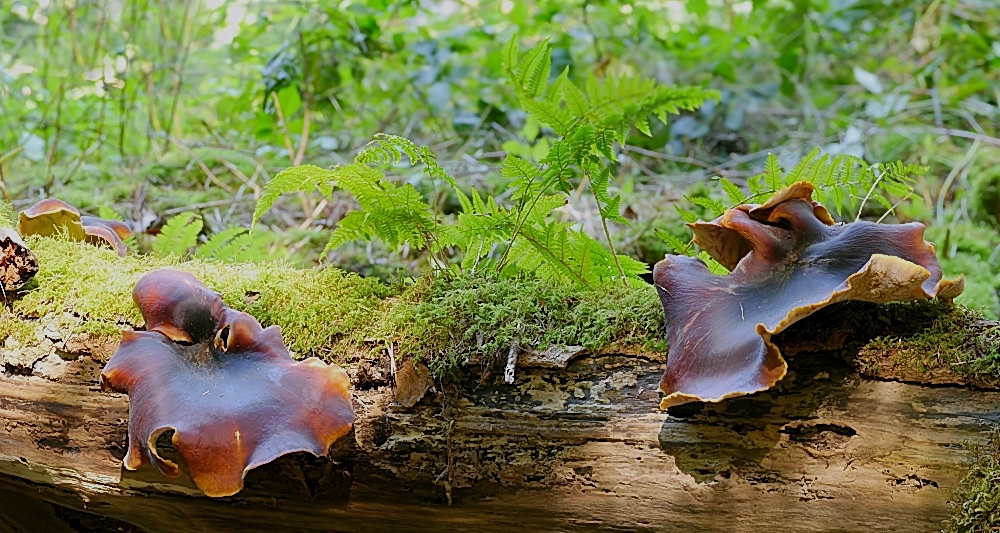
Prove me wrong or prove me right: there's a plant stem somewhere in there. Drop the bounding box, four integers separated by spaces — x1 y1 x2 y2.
601 214 628 287
163 0 195 144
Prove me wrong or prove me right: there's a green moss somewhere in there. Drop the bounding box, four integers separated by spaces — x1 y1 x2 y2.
948 425 1000 532
854 301 1000 387
0 309 39 347
7 235 995 386
12 236 394 358
385 275 664 377
3 237 665 376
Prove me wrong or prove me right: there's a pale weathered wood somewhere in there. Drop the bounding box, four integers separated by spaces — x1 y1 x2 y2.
1 338 997 532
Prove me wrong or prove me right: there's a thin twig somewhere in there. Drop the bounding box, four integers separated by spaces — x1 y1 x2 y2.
164 137 234 194
623 145 714 168
889 126 1000 147
270 92 297 158
936 140 980 224
162 198 249 216
217 159 262 197
856 169 887 222
298 198 329 230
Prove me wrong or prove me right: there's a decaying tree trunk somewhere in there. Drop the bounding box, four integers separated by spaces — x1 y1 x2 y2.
1 306 998 532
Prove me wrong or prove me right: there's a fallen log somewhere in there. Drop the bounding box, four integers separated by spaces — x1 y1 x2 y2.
0 238 998 532
2 346 998 532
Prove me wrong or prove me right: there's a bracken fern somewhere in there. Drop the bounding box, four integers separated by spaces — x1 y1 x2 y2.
253 36 718 287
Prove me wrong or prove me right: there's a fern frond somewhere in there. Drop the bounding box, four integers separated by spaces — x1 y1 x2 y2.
356 133 469 209
153 212 203 257
763 153 783 191
521 98 573 136
321 162 438 253
96 206 124 221
694 152 923 225
502 154 543 204
686 195 726 218
195 227 247 260
656 229 694 256
785 148 822 184
503 37 551 98
254 165 334 226
717 177 746 205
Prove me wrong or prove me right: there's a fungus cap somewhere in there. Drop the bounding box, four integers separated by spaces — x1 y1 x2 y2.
19 199 130 256
653 182 964 409
18 198 87 240
101 269 355 497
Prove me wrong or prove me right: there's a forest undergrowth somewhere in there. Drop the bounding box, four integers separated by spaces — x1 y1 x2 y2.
2 1 1000 529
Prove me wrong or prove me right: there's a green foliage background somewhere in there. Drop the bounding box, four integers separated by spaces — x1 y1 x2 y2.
2 0 996 312
4 0 997 313
1 1 1000 528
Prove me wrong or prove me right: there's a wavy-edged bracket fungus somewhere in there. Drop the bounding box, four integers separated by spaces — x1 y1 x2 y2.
100 269 355 497
18 198 131 256
653 181 964 409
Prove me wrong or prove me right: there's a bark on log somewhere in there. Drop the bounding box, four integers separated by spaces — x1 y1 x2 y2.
0 227 38 293
1 328 998 532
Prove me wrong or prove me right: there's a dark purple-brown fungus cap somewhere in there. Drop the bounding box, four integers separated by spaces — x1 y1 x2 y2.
653 181 964 409
100 269 355 497
19 198 131 256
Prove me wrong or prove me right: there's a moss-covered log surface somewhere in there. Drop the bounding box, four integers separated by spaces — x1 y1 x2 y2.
1 238 999 532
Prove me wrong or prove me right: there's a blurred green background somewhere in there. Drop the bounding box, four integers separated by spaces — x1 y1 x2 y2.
1 0 998 314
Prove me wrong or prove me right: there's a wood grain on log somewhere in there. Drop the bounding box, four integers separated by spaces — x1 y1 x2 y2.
1 336 997 532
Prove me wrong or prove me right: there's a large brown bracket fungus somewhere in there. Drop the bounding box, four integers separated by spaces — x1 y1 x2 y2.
100 269 355 497
653 182 964 409
19 198 131 256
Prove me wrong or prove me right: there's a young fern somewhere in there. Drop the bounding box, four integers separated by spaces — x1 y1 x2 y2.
499 37 719 285
154 213 280 263
193 227 282 263
153 212 203 257
251 36 718 287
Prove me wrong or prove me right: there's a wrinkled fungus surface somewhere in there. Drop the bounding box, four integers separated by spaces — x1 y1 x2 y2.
19 198 130 256
653 182 964 409
101 269 355 497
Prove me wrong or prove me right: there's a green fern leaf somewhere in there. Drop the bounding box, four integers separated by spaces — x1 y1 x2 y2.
655 229 694 256
687 196 726 217
153 212 203 257
747 174 766 197
503 38 551 98
195 227 247 260
785 148 821 184
521 98 572 136
763 153 783 191
697 250 730 275
675 205 698 223
254 165 334 227
96 206 124 221
717 177 745 205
